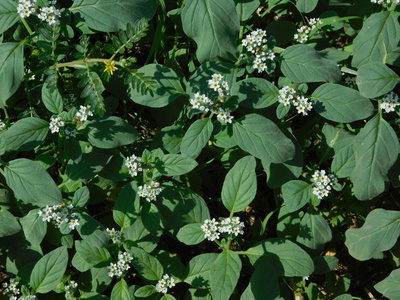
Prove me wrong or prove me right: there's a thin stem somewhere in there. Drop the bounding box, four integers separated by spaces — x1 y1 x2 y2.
56 58 119 69
21 18 33 35
341 66 357 76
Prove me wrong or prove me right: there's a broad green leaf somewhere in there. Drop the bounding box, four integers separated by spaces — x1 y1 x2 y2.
30 246 68 294
210 250 241 300
42 82 63 114
152 125 185 154
0 42 24 107
356 62 400 98
155 154 198 176
124 217 161 253
310 83 374 122
221 156 257 213
182 0 239 63
113 181 139 229
134 285 157 298
141 202 160 234
350 115 399 200
76 212 109 247
375 268 400 300
72 186 90 208
111 278 131 300
333 295 353 300
80 293 110 300
236 0 261 21
70 0 157 32
0 0 19 34
0 210 21 237
184 253 218 289
86 116 141 149
177 223 205 245
313 256 339 274
180 118 213 159
2 117 49 152
20 209 47 245
5 158 62 206
72 251 92 272
281 180 312 213
280 44 341 83
128 64 184 107
246 238 314 276
231 78 279 109
233 113 295 163
345 208 400 261
75 240 111 268
296 0 318 13
352 11 400 67
127 246 163 281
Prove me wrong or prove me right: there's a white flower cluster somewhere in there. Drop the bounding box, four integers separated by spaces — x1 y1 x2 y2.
65 128 78 139
49 115 65 134
294 18 323 43
242 29 275 73
107 252 133 278
138 180 162 202
278 86 313 116
201 217 245 241
208 73 229 98
2 279 36 300
38 204 80 230
106 228 122 244
312 170 337 200
125 154 143 177
371 0 400 7
17 0 61 26
156 274 175 294
380 91 399 113
17 0 36 18
64 281 78 300
75 105 93 122
0 120 6 133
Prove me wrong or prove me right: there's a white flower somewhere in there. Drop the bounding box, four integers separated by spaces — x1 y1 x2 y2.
75 105 93 122
311 170 336 199
201 217 245 241
156 274 175 294
380 91 399 113
107 252 132 278
49 116 65 133
125 154 142 177
138 181 162 202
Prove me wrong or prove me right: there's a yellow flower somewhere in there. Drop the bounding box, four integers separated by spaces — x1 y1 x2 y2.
103 60 118 75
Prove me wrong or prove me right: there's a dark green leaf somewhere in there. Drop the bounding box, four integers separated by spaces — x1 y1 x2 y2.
111 278 132 300
113 181 139 229
180 118 213 159
75 240 111 268
72 186 90 208
155 154 198 176
374 268 400 300
177 223 205 245
281 180 312 213
20 209 47 245
0 210 21 237
184 253 218 289
0 0 19 34
127 246 163 281
42 82 63 114
296 0 318 13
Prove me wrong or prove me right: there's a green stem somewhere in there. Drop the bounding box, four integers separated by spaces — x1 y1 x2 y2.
21 18 33 35
56 58 118 69
341 66 357 76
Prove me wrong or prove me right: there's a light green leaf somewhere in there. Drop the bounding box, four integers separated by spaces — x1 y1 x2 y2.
281 180 312 213
134 285 157 298
182 0 239 63
127 246 163 281
155 154 198 176
0 42 24 107
296 0 318 13
233 113 295 163
280 44 341 83
180 118 213 159
124 217 161 253
0 0 19 34
0 210 21 237
221 156 257 213
2 117 49 152
375 268 400 300
30 246 68 294
184 253 218 289
128 64 184 107
210 250 241 300
42 82 63 114
311 83 374 122
177 223 205 245
350 115 399 200
70 0 157 32
86 116 141 149
20 209 47 245
356 62 400 98
352 11 400 67
111 278 132 300
345 208 400 261
75 240 111 268
113 181 139 229
5 158 62 206
71 251 92 273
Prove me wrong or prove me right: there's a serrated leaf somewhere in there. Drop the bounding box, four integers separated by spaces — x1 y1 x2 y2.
345 208 400 261
182 0 239 63
42 82 63 114
180 118 213 159
374 268 400 300
184 253 218 289
0 0 19 34
20 209 47 245
311 83 374 122
127 246 163 281
111 278 132 300
0 210 21 237
30 246 68 294
233 113 295 163
155 154 198 176
221 156 257 213
177 223 205 245
5 158 62 206
281 180 312 213
350 115 399 200
113 181 139 229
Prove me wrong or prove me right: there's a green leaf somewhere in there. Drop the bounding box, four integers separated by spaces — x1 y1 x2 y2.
155 154 198 176
352 11 400 68
42 82 63 114
75 240 111 268
111 278 132 300
350 115 399 200
177 223 205 245
2 117 49 152
221 156 257 213
85 116 141 149
356 62 400 98
231 78 279 109
345 208 400 261
30 246 68 294
72 186 90 208
0 42 24 107
70 0 157 32
124 217 160 253
134 285 157 298
313 256 339 274
180 118 213 159
141 202 160 234
236 0 261 21
210 250 242 300
0 0 19 34
310 83 374 122
152 125 185 154
281 180 312 213
184 253 219 289
127 246 163 281
182 0 239 63
76 212 109 247
233 113 295 163
280 44 341 83
113 181 139 229
5 158 62 206
0 210 21 237
296 0 318 13
20 209 47 245
375 268 400 300
128 64 184 107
